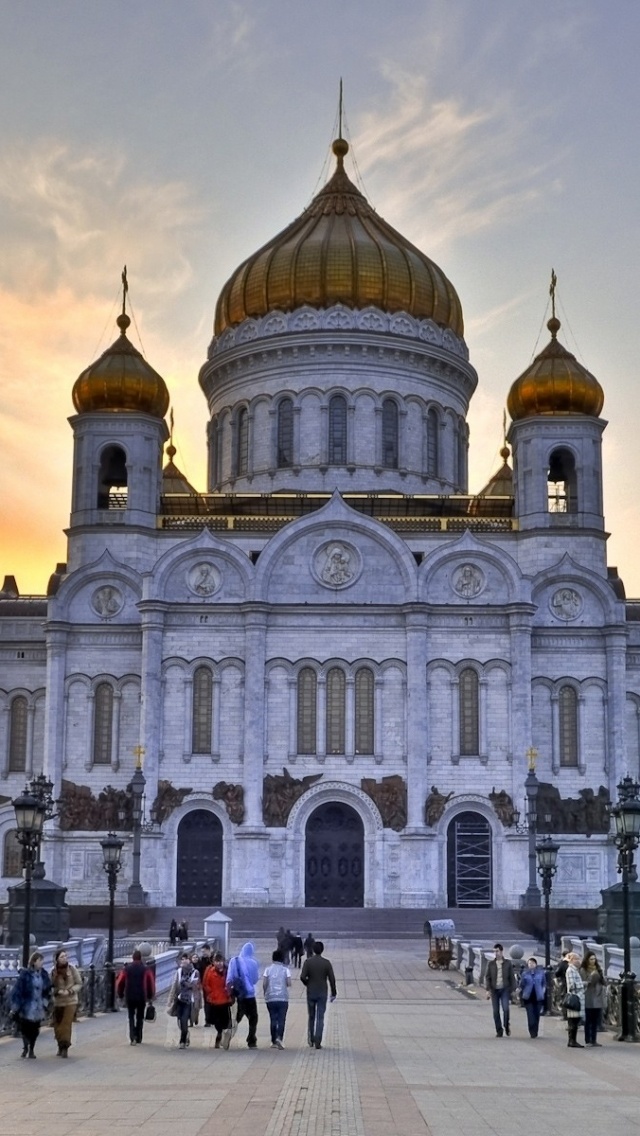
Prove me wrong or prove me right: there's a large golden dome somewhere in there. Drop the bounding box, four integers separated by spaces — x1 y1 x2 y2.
214 138 464 338
507 317 604 421
72 313 170 418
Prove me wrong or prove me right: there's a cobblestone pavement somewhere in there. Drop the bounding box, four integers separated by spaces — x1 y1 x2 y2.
2 939 640 1136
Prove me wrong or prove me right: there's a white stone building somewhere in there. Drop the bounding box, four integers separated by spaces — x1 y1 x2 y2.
1 135 637 911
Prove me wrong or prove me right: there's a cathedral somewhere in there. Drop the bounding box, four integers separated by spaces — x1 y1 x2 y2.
1 132 636 912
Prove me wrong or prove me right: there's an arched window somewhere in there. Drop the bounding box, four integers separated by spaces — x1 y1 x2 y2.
97 445 128 509
382 399 398 469
548 448 577 513
459 668 479 755
326 668 345 754
297 668 317 754
426 409 439 477
3 830 22 877
192 666 213 754
328 395 347 465
355 668 374 755
93 683 113 765
236 408 249 476
559 686 579 767
8 695 28 772
277 398 293 468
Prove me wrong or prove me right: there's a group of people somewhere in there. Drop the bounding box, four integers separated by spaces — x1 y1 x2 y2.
166 939 337 1051
168 919 189 945
10 948 82 1059
275 927 317 967
485 942 606 1047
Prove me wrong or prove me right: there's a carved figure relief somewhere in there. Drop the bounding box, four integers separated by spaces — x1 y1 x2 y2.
263 768 323 827
489 787 516 827
316 542 357 588
536 782 610 834
151 780 193 825
550 587 583 621
425 786 454 826
58 780 132 831
212 781 245 824
360 775 407 831
452 563 484 599
91 585 123 619
188 562 221 597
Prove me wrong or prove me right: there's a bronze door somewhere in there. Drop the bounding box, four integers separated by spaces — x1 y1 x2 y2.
447 811 492 907
305 802 364 907
176 810 223 906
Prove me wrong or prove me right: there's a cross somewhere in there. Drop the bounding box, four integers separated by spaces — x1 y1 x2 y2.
526 746 538 772
133 745 145 770
549 268 557 320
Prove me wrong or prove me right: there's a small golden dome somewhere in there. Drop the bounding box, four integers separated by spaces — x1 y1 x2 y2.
507 317 604 421
214 138 464 337
72 313 170 418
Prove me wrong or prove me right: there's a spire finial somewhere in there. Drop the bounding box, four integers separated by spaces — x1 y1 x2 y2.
547 268 560 338
117 264 131 334
167 407 176 462
339 77 343 140
332 79 349 168
500 409 510 461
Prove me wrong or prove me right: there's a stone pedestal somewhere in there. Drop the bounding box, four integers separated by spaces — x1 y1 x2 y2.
597 882 640 945
3 877 69 947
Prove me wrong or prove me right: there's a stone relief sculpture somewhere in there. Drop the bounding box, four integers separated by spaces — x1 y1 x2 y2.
320 543 354 587
424 786 454 826
212 781 245 824
452 563 484 598
550 587 583 621
360 775 407 831
91 585 123 618
536 782 610 834
489 787 516 827
188 562 220 597
151 780 193 825
263 768 323 827
58 780 132 831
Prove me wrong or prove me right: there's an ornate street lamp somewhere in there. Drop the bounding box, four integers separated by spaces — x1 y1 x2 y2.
12 789 46 966
100 831 124 1011
536 834 560 1012
610 775 640 1042
127 752 161 906
513 748 542 907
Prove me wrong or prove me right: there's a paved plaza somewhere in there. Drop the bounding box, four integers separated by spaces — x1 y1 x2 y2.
2 939 640 1136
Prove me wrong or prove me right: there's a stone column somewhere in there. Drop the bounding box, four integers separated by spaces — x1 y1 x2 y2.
404 608 429 830
138 603 166 804
242 605 268 827
43 622 69 797
509 608 534 789
605 628 628 794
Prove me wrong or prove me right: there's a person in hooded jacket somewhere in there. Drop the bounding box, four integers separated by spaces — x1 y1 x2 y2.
226 942 260 1048
11 951 52 1059
519 957 546 1038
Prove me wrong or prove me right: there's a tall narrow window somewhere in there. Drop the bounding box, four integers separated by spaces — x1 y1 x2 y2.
192 666 213 754
297 668 317 754
382 399 398 469
97 445 128 509
8 695 28 772
3 830 22 877
326 668 346 754
93 683 113 765
459 668 479 755
426 409 439 477
328 395 347 465
559 685 579 767
355 668 374 754
236 408 249 476
548 448 578 513
277 398 293 468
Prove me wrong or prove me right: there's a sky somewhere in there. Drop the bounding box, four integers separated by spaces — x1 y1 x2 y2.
1 0 640 594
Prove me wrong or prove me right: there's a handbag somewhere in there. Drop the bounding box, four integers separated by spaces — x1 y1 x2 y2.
144 1003 156 1022
562 992 580 1012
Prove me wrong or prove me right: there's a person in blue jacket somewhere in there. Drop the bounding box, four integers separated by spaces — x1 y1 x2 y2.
519 956 547 1038
226 942 260 1048
11 951 52 1058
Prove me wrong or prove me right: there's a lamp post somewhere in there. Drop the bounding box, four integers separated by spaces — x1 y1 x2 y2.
610 775 640 1042
513 748 542 907
12 789 46 966
101 832 124 1011
536 834 560 1013
128 764 146 906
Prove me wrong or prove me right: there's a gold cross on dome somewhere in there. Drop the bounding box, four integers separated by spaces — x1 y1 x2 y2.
526 746 538 772
132 744 145 770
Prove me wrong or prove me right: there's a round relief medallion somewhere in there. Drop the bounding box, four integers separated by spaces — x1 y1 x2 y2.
91 585 123 619
550 587 583 621
187 562 221 597
313 541 361 589
451 563 485 599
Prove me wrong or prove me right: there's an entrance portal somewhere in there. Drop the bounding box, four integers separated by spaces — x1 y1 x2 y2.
176 810 223 906
305 801 364 907
447 811 492 907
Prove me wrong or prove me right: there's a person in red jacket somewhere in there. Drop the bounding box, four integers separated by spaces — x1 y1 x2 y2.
202 953 234 1049
115 949 156 1045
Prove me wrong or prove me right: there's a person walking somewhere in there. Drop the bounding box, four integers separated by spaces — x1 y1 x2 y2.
580 950 605 1047
194 943 213 1025
485 943 516 1038
303 932 315 959
169 919 178 946
519 957 546 1039
565 951 586 1048
115 949 156 1045
189 952 203 1026
291 933 304 969
300 941 337 1050
167 954 199 1049
263 949 291 1049
50 948 82 1058
202 953 234 1048
226 942 260 1048
10 950 52 1059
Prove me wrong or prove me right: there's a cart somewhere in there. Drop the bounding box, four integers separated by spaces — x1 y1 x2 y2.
423 918 455 970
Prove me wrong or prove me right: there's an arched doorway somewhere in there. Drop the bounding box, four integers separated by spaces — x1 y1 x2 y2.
305 801 364 907
447 811 492 907
176 810 223 906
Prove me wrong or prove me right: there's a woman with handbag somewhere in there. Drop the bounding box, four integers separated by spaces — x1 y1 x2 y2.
565 952 586 1048
580 950 606 1046
167 954 199 1049
115 949 156 1045
10 950 52 1059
